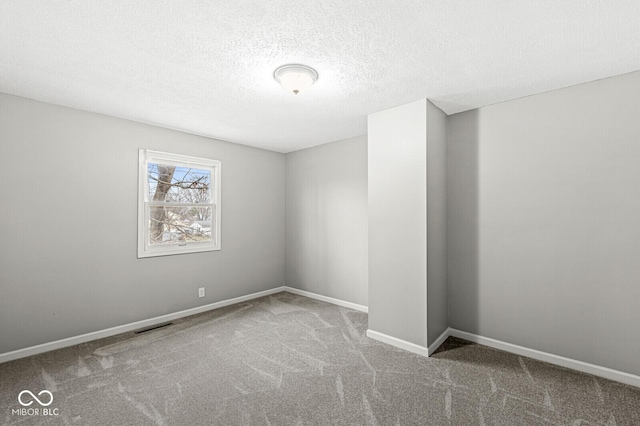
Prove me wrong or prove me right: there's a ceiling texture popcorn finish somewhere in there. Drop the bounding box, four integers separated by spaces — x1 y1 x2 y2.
1 1 639 153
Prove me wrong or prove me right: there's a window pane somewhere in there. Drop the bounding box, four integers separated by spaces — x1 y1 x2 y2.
148 206 213 245
148 164 211 203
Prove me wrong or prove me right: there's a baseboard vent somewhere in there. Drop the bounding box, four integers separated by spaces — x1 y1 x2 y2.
134 322 173 334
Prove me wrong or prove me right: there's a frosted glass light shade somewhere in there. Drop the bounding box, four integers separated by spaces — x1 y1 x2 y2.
274 64 318 95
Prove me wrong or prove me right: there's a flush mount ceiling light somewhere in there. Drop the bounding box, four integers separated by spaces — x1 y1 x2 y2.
274 64 318 95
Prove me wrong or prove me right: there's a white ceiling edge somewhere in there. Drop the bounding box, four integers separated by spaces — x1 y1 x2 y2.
1 1 639 152
6 69 639 155
431 69 640 117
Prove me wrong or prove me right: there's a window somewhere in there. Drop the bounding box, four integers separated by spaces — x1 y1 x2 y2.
138 149 221 258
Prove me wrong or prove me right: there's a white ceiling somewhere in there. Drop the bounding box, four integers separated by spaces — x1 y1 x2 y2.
1 1 639 153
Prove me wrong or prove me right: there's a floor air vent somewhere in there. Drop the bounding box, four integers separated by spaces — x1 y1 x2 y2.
134 322 173 334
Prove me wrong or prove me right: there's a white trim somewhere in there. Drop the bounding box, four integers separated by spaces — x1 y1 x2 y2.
0 287 286 364
427 327 452 356
7 285 635 389
283 287 368 313
449 329 640 388
137 149 222 258
364 326 639 388
366 329 430 357
366 327 451 357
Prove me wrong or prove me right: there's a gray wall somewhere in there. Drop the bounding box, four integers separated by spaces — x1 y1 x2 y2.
0 93 286 354
285 136 368 306
368 100 428 346
447 71 640 375
426 101 448 346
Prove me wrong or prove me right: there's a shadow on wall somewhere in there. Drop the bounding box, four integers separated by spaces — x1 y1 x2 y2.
447 110 480 333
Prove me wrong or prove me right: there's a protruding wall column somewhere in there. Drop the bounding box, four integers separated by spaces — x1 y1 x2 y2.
367 99 448 355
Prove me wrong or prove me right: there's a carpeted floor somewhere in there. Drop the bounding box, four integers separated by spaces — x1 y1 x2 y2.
1 292 638 425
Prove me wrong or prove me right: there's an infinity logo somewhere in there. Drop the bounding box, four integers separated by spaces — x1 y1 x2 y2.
18 390 53 407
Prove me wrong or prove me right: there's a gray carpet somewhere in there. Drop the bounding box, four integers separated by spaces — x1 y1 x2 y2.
1 292 638 425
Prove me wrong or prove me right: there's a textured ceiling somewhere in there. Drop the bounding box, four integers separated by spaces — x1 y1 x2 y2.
1 1 639 153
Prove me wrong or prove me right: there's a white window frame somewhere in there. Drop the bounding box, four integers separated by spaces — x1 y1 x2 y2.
138 149 221 258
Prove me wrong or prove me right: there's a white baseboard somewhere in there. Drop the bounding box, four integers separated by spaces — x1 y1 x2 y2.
366 327 449 357
366 329 430 357
5 287 636 389
283 286 368 313
0 286 286 364
449 329 640 389
427 327 452 356
364 326 639 388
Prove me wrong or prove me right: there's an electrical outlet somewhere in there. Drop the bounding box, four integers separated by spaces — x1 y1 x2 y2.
198 287 205 298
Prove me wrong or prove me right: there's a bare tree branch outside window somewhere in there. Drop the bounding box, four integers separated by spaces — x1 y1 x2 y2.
147 163 213 245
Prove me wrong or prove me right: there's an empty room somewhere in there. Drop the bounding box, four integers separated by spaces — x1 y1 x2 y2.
1 1 639 424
